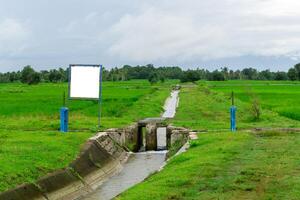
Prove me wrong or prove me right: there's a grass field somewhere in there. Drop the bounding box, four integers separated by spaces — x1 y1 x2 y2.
172 82 300 130
1 79 300 196
119 80 300 200
119 131 300 200
0 80 175 192
206 80 300 122
0 80 175 131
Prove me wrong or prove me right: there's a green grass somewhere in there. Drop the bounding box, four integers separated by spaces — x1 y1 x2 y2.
206 80 300 121
0 80 175 131
0 80 175 192
172 82 300 130
119 81 300 199
119 131 300 200
2 79 300 196
0 130 93 192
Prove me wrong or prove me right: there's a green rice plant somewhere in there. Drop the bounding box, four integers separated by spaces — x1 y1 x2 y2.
0 80 176 192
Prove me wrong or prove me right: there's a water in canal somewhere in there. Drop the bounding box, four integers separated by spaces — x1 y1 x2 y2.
80 151 166 200
80 90 179 200
162 90 179 118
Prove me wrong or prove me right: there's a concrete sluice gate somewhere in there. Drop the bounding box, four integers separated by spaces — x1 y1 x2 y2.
80 119 189 200
105 117 189 153
136 118 189 152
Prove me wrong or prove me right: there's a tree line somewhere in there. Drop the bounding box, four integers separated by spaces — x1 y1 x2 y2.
1 64 300 85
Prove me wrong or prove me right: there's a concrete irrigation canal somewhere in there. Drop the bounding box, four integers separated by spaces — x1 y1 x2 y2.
162 90 180 118
80 89 180 200
81 151 167 200
0 88 192 200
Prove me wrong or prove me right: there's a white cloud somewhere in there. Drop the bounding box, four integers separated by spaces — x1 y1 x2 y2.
0 18 29 56
257 0 300 17
1 0 300 71
108 0 300 63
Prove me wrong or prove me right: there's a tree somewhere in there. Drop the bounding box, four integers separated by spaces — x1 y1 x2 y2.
58 68 67 82
8 72 20 82
40 70 50 82
30 72 41 85
241 68 258 80
294 63 300 80
0 73 9 83
49 69 64 82
287 68 297 81
274 71 288 80
208 70 225 81
258 69 273 80
21 66 41 85
148 72 159 84
221 67 229 80
180 70 200 82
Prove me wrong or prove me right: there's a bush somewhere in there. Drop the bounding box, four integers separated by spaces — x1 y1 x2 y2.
148 72 159 84
21 66 41 85
251 96 261 120
208 70 225 81
247 87 261 120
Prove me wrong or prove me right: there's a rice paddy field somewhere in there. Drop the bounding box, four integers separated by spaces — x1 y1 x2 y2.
1 79 300 198
119 131 300 200
0 80 175 131
172 81 300 130
206 80 300 122
119 80 300 200
0 80 175 192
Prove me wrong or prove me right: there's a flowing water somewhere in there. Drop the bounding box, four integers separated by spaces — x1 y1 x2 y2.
80 90 180 200
162 90 179 118
80 152 166 200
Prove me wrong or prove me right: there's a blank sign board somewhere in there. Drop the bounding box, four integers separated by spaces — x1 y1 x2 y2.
69 65 101 99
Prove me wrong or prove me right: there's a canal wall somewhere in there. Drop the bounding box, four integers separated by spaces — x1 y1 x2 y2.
0 123 190 200
0 88 188 200
0 133 129 200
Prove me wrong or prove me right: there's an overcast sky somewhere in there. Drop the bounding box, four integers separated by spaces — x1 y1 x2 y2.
1 0 300 72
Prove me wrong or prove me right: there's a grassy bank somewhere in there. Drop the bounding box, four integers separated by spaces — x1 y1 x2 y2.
0 130 93 192
206 80 300 121
2 79 300 195
119 81 300 199
172 82 300 130
0 80 174 192
119 131 300 200
0 80 175 131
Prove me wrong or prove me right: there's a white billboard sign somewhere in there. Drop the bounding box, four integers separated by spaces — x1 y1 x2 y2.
69 65 101 99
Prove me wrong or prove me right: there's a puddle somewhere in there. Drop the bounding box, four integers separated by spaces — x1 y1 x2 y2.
80 151 166 200
162 90 179 118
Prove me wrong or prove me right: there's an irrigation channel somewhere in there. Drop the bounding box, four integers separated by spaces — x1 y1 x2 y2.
80 90 180 200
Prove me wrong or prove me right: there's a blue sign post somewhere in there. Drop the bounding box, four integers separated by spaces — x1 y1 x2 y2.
230 91 236 132
230 106 236 132
60 107 68 132
60 91 68 133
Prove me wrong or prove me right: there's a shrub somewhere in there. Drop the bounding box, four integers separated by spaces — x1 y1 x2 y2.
21 66 41 85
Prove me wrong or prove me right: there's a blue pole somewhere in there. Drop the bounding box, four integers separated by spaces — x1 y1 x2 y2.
230 106 236 132
60 107 68 132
